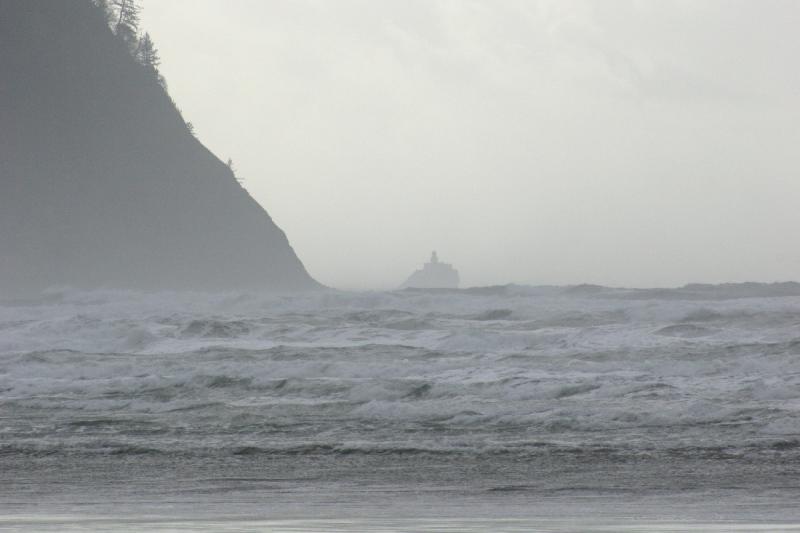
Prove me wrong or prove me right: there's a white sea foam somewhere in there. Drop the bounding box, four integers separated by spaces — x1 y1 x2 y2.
1 287 800 456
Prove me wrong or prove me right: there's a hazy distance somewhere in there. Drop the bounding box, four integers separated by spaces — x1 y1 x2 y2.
141 0 800 290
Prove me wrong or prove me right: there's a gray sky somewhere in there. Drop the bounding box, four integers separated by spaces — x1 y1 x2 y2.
140 0 800 289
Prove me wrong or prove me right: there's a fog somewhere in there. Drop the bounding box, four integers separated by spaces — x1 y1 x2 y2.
139 0 800 289
6 3 800 527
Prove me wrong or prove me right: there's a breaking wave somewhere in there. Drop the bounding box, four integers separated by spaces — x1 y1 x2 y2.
2 286 800 461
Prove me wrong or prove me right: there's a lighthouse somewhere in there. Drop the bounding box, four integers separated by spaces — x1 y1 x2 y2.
400 251 460 289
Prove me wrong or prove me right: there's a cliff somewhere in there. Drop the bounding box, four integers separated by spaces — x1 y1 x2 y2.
0 0 320 295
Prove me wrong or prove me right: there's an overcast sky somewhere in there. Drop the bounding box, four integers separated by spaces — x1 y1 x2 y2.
140 0 800 289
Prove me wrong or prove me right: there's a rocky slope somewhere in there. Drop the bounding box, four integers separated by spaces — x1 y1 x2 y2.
0 0 320 295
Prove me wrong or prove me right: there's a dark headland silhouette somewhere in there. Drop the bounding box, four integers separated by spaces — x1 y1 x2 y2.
0 0 320 295
401 251 460 289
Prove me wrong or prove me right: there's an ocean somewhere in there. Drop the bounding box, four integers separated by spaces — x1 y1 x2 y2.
1 285 800 531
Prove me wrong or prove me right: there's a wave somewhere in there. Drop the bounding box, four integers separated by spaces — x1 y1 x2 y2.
4 437 800 461
3 288 800 462
655 324 716 338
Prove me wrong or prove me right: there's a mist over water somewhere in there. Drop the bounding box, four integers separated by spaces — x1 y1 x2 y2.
140 0 800 289
3 1 800 530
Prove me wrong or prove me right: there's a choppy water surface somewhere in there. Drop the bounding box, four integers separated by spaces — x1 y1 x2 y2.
2 285 800 530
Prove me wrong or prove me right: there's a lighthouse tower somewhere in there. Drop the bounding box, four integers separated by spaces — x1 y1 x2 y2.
400 251 460 289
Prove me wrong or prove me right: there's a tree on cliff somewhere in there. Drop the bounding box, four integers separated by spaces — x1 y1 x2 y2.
137 33 159 70
111 0 140 50
136 32 167 87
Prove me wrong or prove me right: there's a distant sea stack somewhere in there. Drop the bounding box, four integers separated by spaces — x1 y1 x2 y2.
0 0 320 295
401 252 460 289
